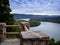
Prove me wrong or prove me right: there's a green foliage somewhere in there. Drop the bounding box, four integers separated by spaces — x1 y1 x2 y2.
16 19 41 27
39 16 60 23
7 34 17 38
50 38 60 45
50 38 55 45
7 21 20 38
0 0 14 24
55 40 60 45
29 18 41 27
0 0 20 38
0 0 15 32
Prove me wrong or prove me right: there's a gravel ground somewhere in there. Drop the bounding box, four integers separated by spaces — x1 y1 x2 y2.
0 39 20 45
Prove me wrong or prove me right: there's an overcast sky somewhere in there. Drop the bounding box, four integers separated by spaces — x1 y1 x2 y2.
9 0 60 15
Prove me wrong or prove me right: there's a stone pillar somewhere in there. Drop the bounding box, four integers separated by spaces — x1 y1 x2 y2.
20 22 30 31
0 23 6 42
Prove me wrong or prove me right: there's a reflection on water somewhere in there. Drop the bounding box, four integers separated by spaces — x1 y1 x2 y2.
30 22 60 41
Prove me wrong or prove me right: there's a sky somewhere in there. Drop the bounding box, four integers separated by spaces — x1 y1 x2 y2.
9 0 60 15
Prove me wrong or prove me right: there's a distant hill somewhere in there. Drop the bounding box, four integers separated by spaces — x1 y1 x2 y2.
13 14 60 19
13 14 60 23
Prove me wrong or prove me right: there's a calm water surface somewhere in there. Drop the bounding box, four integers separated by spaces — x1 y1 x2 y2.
30 22 60 41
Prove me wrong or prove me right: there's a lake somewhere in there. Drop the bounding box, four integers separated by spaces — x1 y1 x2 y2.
30 22 60 41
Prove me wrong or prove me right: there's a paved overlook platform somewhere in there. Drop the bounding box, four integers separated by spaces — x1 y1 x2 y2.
1 39 20 45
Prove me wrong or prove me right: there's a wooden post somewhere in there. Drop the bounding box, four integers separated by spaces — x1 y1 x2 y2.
31 41 35 45
0 23 6 42
20 22 30 31
20 39 23 45
46 41 50 45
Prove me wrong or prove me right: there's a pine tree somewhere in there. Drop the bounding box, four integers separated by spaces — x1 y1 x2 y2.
0 0 14 25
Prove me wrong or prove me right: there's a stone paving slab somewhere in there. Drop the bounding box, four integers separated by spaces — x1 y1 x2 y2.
1 39 20 45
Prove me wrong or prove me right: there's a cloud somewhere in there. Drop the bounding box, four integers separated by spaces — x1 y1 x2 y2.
10 9 60 15
9 0 60 15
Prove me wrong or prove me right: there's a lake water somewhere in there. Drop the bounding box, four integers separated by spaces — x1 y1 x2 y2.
30 22 60 41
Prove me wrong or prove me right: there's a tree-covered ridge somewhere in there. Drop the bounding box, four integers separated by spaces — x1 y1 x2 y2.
0 0 14 25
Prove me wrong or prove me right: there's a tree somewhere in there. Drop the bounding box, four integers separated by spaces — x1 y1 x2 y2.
50 38 55 45
0 0 14 25
55 40 60 45
0 0 19 38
